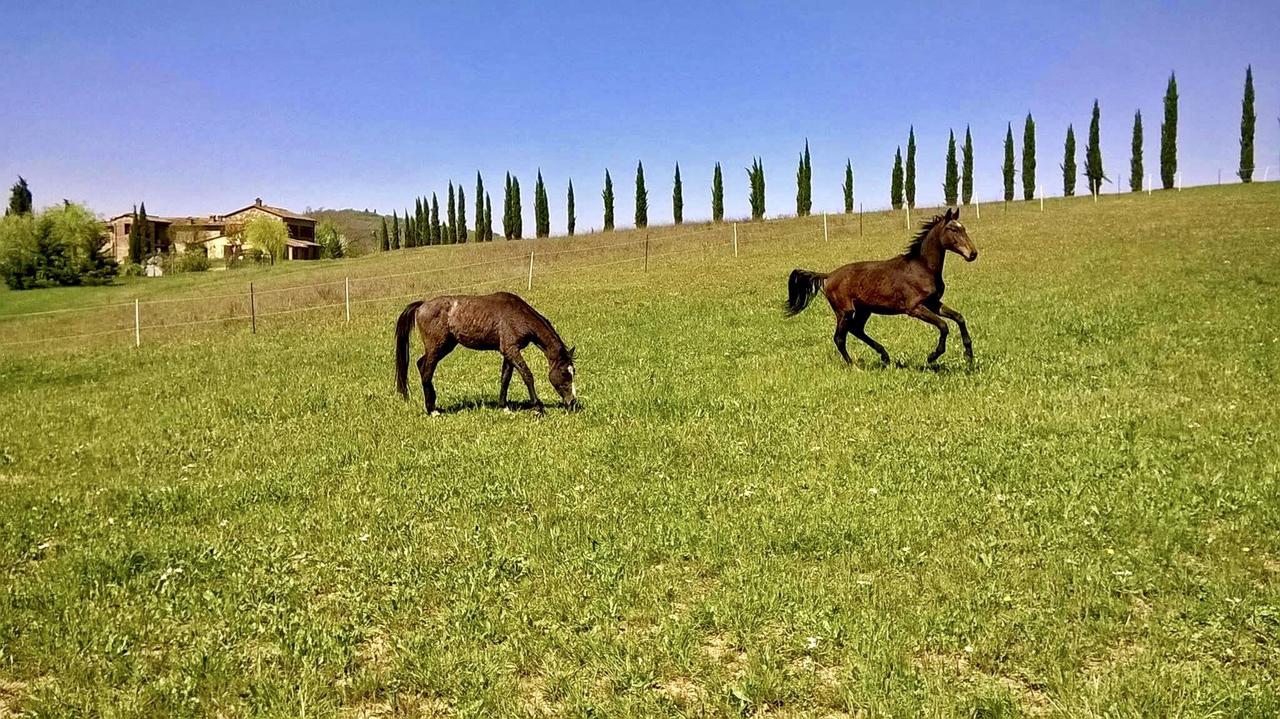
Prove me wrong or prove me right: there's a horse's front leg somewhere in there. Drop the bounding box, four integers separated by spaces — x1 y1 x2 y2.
498 358 513 409
502 347 543 414
907 306 949 364
935 303 973 362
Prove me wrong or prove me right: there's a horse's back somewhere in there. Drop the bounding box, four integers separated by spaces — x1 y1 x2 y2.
826 257 929 313
420 292 542 350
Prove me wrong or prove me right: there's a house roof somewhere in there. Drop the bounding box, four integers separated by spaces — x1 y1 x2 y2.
225 200 316 223
110 199 315 225
107 213 176 224
285 238 320 248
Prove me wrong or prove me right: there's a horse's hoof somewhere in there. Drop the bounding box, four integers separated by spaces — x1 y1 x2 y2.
502 407 514 414
429 410 441 417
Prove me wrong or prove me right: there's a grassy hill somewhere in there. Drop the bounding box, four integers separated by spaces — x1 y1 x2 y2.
1 184 1278 716
309 207 389 255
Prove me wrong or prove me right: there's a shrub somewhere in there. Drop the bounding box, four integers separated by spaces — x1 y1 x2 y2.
175 251 210 273
0 203 117 289
119 261 144 277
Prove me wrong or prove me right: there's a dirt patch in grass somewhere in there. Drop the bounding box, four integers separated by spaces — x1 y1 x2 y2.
913 652 1052 717
653 676 707 707
517 675 557 717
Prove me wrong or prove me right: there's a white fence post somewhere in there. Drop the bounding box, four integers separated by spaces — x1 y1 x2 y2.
134 299 140 348
823 213 828 242
1147 174 1152 196
1040 187 1044 211
527 251 534 291
975 200 980 219
733 223 738 257
344 277 350 321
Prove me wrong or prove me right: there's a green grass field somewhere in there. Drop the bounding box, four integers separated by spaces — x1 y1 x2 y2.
2 185 1279 717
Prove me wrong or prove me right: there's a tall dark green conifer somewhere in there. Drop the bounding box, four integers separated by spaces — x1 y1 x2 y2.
891 148 904 210
1086 100 1105 196
842 159 854 213
711 163 724 222
905 127 917 209
6 177 32 216
634 161 648 229
602 170 615 231
672 164 683 225
430 194 440 245
138 203 151 255
503 174 513 239
405 211 414 249
457 186 468 243
127 204 143 263
1003 123 1016 202
962 127 974 204
475 173 485 240
391 211 401 250
379 216 389 251
1161 73 1178 189
484 193 493 242
796 140 812 216
534 170 550 238
413 197 425 247
1062 125 1077 197
1239 65 1255 182
511 177 523 239
1130 111 1144 192
747 158 766 220
567 180 575 237
943 131 959 205
1022 113 1037 200
446 182 457 244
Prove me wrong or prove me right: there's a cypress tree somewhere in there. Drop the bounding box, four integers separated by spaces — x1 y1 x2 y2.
138 202 151 255
1130 111 1144 192
672 164 683 225
503 174 513 239
711 163 724 222
1239 65 1255 182
634 161 648 229
796 140 812 216
484 193 493 242
446 182 457 244
430 193 440 245
602 170 615 231
842 159 854 214
391 211 401 250
413 197 424 247
1003 124 1016 202
905 127 917 209
127 204 143 264
567 180 576 237
1062 125 1077 197
379 216 389 251
6 176 32 216
534 170 550 238
1022 113 1037 200
1161 73 1177 189
891 148 904 210
962 126 974 205
943 130 959 205
457 186 468 243
747 157 766 220
405 212 414 249
1086 100 1105 196
475 173 485 241
512 176 523 239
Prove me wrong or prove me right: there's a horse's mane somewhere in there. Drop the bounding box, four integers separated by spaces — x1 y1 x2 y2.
903 214 945 258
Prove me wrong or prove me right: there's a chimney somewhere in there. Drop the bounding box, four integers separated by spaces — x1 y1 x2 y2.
254 197 263 207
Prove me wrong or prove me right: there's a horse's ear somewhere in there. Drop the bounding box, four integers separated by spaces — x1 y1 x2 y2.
569 346 576 360
954 206 961 219
944 208 954 222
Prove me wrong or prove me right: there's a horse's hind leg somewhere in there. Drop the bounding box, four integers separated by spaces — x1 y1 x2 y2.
850 308 890 365
417 337 456 414
935 303 973 362
907 306 950 364
832 312 852 364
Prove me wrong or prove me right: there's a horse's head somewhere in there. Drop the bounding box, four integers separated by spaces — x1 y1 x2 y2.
940 207 978 262
548 345 579 411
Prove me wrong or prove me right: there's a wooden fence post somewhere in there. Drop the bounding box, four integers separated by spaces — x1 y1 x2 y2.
134 299 140 348
344 277 350 322
644 236 649 272
823 213 828 242
733 223 738 257
249 282 256 334
859 203 863 236
527 252 534 291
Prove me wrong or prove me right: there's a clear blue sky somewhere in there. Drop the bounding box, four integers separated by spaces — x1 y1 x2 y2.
2 1 1276 233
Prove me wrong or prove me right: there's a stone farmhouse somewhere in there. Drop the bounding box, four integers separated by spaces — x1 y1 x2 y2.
105 198 320 262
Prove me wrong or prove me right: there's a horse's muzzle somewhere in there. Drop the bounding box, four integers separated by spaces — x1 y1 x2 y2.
565 397 581 412
966 250 978 262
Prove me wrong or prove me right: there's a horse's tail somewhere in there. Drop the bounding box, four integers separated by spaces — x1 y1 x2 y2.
395 300 425 397
785 269 828 316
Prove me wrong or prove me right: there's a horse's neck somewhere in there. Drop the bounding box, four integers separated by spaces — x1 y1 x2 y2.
917 229 946 277
527 315 564 356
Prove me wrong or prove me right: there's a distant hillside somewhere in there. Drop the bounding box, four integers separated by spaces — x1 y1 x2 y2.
308 208 386 254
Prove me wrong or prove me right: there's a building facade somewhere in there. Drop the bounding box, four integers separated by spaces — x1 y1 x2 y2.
106 198 320 262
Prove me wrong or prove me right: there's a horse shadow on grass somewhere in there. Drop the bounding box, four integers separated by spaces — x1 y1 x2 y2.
425 396 576 415
846 356 983 374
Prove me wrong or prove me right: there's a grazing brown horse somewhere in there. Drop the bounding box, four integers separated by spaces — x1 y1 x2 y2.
786 207 978 365
395 292 578 414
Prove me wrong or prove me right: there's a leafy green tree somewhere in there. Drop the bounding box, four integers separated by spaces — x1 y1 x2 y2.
1003 123 1016 202
796 140 812 216
567 180 576 237
747 158 765 220
430 194 440 245
943 131 959 205
602 170 615 231
842 160 854 214
245 214 289 264
1130 111 1144 192
457 186 468 243
1022 113 1036 200
475 173 485 240
316 219 345 258
127 204 144 264
905 127 917 209
1161 73 1177 189
962 127 974 204
1062 125 1077 197
891 148 904 210
1239 65 1255 182
634 161 648 229
1086 99 1105 195
6 177 32 216
1 203 117 289
672 164 683 225
534 170 550 238
446 182 457 244
711 163 724 222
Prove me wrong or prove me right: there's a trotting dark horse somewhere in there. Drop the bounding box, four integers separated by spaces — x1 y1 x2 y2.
395 292 578 414
786 207 978 365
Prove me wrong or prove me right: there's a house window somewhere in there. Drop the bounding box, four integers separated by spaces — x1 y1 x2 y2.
123 223 131 235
